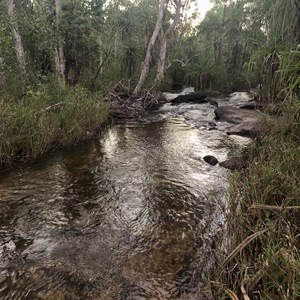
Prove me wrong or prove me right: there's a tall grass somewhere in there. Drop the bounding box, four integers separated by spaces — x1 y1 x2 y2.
210 41 300 299
211 99 300 299
0 83 109 169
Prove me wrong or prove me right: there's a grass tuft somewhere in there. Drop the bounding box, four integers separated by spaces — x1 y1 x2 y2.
0 83 109 169
212 100 300 299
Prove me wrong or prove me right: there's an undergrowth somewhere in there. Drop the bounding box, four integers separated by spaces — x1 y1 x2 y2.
211 100 300 299
0 83 109 169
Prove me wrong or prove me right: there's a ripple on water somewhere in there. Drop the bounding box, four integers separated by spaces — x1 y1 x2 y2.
0 94 251 298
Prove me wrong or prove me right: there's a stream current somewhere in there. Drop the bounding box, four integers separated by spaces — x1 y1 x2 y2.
0 91 252 299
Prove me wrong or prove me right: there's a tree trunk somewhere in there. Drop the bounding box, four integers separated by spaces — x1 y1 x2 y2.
55 0 66 85
6 0 27 90
133 0 168 95
156 0 182 83
0 56 6 88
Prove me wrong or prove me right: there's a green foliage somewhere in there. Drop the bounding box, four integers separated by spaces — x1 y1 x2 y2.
212 100 300 299
0 82 109 168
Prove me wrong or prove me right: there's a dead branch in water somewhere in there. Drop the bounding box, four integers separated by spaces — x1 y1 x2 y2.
108 81 167 119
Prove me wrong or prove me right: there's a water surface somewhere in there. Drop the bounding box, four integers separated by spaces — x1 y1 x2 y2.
0 93 252 299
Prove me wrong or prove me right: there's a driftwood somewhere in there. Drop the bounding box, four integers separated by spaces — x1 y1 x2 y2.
108 81 167 119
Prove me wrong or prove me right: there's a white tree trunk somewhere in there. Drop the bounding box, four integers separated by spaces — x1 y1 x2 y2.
6 0 27 90
156 0 182 83
133 0 168 95
55 0 66 85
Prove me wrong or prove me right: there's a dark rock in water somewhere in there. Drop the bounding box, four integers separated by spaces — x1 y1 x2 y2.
203 155 218 165
208 100 218 107
170 93 207 105
239 104 256 110
219 157 247 171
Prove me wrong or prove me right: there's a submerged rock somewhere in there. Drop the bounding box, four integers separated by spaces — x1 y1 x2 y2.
170 93 207 105
203 155 218 165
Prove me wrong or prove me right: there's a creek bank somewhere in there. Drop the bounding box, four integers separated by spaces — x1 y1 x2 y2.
0 87 110 171
212 101 300 299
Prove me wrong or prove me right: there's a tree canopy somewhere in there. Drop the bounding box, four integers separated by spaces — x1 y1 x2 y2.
0 0 299 96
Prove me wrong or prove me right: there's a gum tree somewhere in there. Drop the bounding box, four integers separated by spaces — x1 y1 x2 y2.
5 0 27 90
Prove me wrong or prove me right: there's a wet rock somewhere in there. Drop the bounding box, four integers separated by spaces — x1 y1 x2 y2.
226 122 261 137
239 103 259 110
208 121 217 131
170 93 207 105
239 102 267 110
214 106 265 137
214 106 261 124
203 155 218 165
208 100 218 107
219 157 247 171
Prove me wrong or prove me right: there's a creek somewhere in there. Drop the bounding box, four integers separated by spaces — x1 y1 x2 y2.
0 91 253 299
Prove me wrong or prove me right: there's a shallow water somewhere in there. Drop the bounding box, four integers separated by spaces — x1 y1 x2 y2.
0 92 252 299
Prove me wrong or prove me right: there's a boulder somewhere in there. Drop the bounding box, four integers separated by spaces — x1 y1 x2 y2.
203 155 218 165
214 106 265 137
215 106 261 124
226 122 261 137
219 157 247 171
170 93 207 105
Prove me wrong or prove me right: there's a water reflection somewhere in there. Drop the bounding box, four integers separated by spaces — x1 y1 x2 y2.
0 115 232 299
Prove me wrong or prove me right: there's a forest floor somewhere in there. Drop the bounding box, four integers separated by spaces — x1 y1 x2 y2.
210 100 300 299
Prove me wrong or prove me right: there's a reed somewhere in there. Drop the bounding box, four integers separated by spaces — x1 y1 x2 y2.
211 46 300 299
0 83 109 169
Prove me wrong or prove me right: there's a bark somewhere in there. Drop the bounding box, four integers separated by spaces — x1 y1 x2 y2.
156 0 182 83
227 38 238 72
6 0 27 90
0 56 6 90
133 0 168 95
296 0 300 43
55 0 66 85
214 3 227 63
